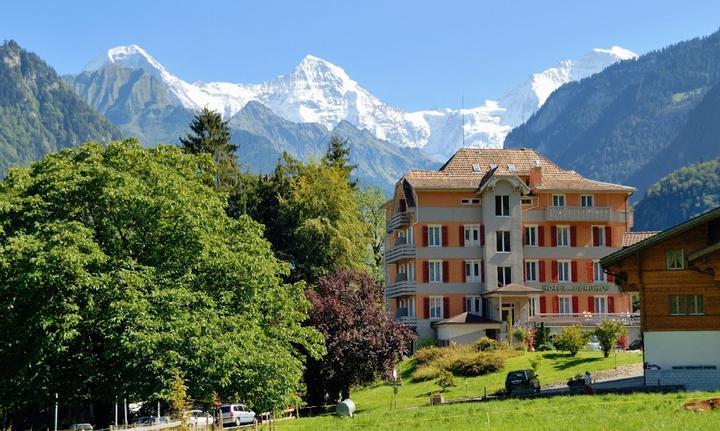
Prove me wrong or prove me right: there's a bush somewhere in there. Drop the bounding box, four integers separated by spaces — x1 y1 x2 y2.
594 319 628 358
553 325 590 356
513 327 531 345
414 346 444 366
411 365 442 382
452 353 505 377
473 336 500 352
529 355 542 373
436 370 455 391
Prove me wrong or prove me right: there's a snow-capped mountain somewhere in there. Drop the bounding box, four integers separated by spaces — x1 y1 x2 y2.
84 44 636 160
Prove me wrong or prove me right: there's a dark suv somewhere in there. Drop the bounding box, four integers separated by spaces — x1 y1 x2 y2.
505 369 540 395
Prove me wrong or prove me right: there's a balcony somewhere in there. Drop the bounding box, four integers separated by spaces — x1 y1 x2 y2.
545 206 613 222
386 243 416 264
386 212 411 233
521 312 640 327
387 274 417 298
395 308 417 326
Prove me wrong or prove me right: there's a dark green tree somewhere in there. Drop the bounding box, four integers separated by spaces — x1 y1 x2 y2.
322 136 357 188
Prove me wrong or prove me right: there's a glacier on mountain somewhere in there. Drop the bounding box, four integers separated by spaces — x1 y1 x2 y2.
84 44 637 160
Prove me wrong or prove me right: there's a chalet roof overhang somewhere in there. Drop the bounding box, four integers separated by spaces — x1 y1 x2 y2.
482 283 544 298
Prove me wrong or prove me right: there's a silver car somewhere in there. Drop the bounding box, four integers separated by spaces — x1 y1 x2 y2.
221 404 255 426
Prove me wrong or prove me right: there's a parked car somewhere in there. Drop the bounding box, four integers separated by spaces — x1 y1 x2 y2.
505 369 540 395
185 409 213 426
221 404 255 426
134 416 171 426
586 336 601 351
628 339 643 350
70 424 93 431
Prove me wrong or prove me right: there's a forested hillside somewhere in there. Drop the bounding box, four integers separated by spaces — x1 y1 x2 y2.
505 30 720 196
633 159 720 230
0 41 120 176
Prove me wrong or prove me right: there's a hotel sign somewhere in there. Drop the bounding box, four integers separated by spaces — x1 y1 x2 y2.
541 283 613 293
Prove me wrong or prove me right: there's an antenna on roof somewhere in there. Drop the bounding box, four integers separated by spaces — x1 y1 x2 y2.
461 93 465 148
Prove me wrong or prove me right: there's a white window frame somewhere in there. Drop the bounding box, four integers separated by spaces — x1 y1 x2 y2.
525 225 538 246
496 230 511 253
669 295 685 316
592 225 606 247
465 260 482 282
461 198 480 205
465 295 483 314
495 195 510 217
428 225 442 247
594 296 608 314
464 225 481 247
556 225 570 247
525 260 538 282
666 249 685 270
497 266 512 287
407 226 414 245
529 297 539 317
429 260 443 283
521 197 533 205
688 295 704 316
429 296 444 320
558 295 573 315
407 261 415 281
558 260 571 283
593 260 606 282
552 194 566 207
581 194 594 208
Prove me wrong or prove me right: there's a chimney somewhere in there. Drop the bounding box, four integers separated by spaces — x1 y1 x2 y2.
529 160 542 187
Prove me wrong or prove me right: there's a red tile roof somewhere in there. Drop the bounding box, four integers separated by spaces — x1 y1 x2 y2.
622 231 659 247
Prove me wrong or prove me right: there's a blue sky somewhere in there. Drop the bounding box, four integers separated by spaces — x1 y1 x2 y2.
2 0 719 111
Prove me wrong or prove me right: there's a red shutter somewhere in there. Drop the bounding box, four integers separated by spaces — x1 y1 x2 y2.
551 260 558 282
552 296 559 313
588 296 595 313
481 260 485 282
423 261 429 283
443 297 450 318
572 296 579 313
551 226 557 247
442 261 449 283
540 297 547 313
605 226 612 247
462 261 467 283
592 226 600 247
607 272 614 283
523 259 527 282
459 225 465 247
571 261 578 282
608 296 615 313
422 226 428 247
570 226 577 247
480 224 485 245
423 297 430 319
441 226 448 247
463 297 467 312
586 260 594 282
538 226 545 246
539 260 546 282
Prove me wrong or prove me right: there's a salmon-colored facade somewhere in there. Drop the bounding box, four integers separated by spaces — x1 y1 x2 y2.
385 148 637 345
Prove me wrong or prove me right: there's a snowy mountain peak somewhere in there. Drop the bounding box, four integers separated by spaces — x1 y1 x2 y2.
291 54 354 85
83 44 169 78
592 46 638 60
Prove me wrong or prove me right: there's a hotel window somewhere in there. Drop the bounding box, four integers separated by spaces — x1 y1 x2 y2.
669 295 685 316
594 296 608 314
592 226 607 247
461 198 480 205
524 225 538 246
529 297 539 317
399 297 416 317
407 226 414 245
552 194 566 207
688 295 704 315
593 261 607 282
497 266 512 287
496 231 511 252
559 296 573 315
556 226 570 247
525 260 538 282
465 296 483 314
396 230 406 245
428 225 442 247
464 225 481 246
407 261 415 281
581 194 594 207
666 249 684 270
429 261 442 283
465 260 482 282
495 195 510 216
558 260 571 283
429 296 444 320
521 197 533 205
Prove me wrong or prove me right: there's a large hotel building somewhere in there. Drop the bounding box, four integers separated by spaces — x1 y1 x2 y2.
384 148 638 345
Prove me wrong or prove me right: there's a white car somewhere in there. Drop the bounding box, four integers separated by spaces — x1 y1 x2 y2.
221 404 255 426
186 410 213 427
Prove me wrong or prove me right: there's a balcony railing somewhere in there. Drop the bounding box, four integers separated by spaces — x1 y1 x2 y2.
545 206 613 222
395 308 417 326
520 312 640 327
386 279 416 298
386 243 416 264
386 212 411 233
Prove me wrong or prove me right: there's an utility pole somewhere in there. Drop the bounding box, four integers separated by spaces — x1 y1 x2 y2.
54 393 58 431
157 401 160 420
123 398 127 427
115 397 118 427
